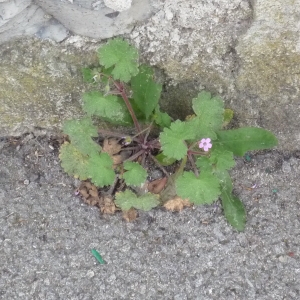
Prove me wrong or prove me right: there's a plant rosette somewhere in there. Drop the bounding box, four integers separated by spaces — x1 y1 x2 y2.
60 38 278 231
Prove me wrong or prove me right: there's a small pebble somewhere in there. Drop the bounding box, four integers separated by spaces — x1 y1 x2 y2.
282 161 291 173
23 179 30 185
86 270 95 278
278 255 287 263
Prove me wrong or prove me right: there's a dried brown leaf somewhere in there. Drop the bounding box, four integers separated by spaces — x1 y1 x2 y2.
84 196 102 206
79 188 89 199
122 208 138 222
112 154 123 166
100 196 116 214
89 189 99 198
103 138 122 156
78 181 102 206
148 177 167 194
163 196 191 212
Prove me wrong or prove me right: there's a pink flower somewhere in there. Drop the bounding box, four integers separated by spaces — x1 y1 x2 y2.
199 138 212 152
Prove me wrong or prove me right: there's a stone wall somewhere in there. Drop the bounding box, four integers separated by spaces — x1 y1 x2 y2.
1 0 299 151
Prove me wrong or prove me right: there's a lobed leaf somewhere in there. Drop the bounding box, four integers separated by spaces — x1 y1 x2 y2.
217 170 246 231
160 120 195 160
115 190 159 211
175 171 221 205
196 149 235 172
153 105 172 128
98 38 139 82
83 91 132 126
188 91 224 140
81 67 95 83
87 153 115 187
215 127 278 156
131 65 162 119
59 142 89 180
62 117 101 156
123 161 147 186
155 152 177 166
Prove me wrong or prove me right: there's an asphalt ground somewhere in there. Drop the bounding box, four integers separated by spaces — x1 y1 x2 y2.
0 134 299 299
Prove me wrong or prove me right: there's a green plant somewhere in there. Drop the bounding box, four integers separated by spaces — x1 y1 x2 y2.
59 38 278 231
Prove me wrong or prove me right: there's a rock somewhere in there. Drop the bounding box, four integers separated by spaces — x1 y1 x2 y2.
104 0 132 12
0 38 97 136
1 0 300 152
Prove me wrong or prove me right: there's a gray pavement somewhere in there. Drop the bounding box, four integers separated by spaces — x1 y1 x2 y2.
0 133 299 299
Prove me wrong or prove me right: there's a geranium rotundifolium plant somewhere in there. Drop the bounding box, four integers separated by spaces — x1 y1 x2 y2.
59 38 278 231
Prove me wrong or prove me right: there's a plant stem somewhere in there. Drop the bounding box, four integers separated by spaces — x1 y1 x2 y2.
113 81 142 134
188 150 207 156
149 154 170 177
188 141 199 150
176 155 187 177
125 149 145 162
188 154 199 177
106 175 119 195
148 138 161 149
143 122 153 144
98 129 140 143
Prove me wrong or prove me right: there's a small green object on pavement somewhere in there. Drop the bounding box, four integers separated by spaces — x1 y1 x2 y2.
244 154 251 162
91 249 106 264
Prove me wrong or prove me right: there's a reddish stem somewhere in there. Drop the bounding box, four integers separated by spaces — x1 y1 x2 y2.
113 81 142 135
188 150 207 156
188 153 199 177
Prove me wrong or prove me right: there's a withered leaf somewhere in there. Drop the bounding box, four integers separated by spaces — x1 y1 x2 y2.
84 196 102 206
163 196 191 212
103 138 122 156
147 177 167 194
78 181 102 206
100 196 116 214
122 208 138 222
112 154 123 166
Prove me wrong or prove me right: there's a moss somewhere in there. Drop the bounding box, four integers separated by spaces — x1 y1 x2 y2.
0 38 95 134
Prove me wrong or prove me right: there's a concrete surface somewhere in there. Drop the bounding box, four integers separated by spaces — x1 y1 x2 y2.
0 133 299 299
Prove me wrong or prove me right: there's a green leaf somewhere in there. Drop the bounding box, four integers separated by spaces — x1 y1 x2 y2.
155 152 177 166
59 142 89 180
100 66 114 84
81 67 95 83
196 149 235 172
87 153 115 187
83 91 132 126
188 91 224 140
153 105 172 128
62 117 101 156
131 65 162 119
217 170 246 231
123 161 147 186
115 190 159 211
195 156 212 172
160 120 195 160
215 127 278 156
223 108 234 128
175 171 221 204
98 38 139 82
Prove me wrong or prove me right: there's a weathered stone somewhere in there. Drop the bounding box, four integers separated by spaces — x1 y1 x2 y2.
234 0 300 151
0 37 98 136
1 0 300 151
131 0 253 95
